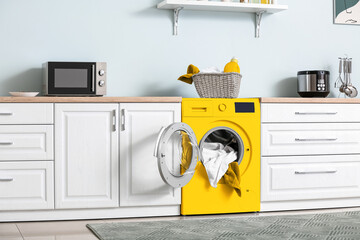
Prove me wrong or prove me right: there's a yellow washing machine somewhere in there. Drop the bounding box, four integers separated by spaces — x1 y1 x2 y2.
154 98 260 215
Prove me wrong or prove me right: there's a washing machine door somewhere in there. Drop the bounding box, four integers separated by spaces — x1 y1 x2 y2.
154 122 199 188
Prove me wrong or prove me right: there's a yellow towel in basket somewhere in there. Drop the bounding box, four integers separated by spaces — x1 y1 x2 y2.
220 162 241 197
178 64 200 84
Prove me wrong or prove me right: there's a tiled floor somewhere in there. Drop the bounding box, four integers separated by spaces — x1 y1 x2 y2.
2 207 360 240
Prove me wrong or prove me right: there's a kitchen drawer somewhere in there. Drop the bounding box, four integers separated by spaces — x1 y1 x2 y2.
0 161 54 210
262 123 360 156
261 103 360 123
0 103 53 124
0 125 53 160
261 155 360 202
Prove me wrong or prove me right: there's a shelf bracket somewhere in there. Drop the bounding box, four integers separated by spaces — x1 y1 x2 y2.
255 10 266 38
173 7 183 36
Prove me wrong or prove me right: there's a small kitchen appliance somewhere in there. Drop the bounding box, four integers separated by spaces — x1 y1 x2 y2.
297 70 330 98
43 62 106 96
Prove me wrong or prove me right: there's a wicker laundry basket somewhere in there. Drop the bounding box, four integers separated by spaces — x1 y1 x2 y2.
192 72 242 98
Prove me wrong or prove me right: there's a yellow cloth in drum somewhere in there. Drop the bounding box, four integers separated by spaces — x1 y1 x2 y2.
219 162 241 197
180 132 192 173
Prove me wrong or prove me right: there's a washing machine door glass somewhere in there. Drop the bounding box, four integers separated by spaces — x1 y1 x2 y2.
154 122 199 188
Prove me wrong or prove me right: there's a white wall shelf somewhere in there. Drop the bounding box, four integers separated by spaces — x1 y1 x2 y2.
157 0 288 37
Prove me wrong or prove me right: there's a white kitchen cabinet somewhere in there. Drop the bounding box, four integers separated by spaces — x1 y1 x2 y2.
261 102 360 212
55 104 119 209
119 103 181 207
0 161 54 211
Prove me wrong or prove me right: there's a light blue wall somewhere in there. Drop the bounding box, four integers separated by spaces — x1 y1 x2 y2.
0 0 359 98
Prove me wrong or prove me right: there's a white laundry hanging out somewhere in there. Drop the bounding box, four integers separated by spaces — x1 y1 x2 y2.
201 142 237 188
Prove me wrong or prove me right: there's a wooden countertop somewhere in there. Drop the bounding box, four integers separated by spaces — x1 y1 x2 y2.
261 97 360 104
2 96 359 104
0 96 182 103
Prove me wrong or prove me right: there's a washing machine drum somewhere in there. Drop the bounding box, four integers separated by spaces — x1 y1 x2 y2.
199 127 244 166
154 123 244 189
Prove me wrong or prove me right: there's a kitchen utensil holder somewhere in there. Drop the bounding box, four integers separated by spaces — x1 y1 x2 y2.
193 72 242 98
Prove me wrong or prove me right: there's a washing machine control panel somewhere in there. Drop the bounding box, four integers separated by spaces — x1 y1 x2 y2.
235 102 255 113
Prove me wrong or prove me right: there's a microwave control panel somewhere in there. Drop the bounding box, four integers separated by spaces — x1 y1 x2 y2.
96 62 107 96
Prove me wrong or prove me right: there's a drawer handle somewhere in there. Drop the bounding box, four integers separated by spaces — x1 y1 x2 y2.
295 138 338 142
0 142 13 146
0 178 14 182
295 170 337 175
0 113 13 116
295 112 338 115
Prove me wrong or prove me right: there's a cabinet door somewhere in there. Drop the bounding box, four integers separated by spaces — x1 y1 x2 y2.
261 103 360 123
119 103 181 206
0 161 54 210
55 104 119 209
0 125 53 161
261 155 360 202
262 123 360 156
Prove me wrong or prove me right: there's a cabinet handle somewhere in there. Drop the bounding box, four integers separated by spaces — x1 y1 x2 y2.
0 113 13 116
112 110 116 132
0 178 13 182
121 109 126 131
295 170 337 174
0 142 13 146
295 138 338 142
295 112 338 115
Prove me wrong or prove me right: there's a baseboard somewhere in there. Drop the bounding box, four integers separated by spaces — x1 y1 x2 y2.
261 198 360 212
0 205 180 222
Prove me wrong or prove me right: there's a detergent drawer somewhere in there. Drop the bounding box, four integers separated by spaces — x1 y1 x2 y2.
261 155 360 202
261 103 360 123
182 100 213 117
261 123 360 156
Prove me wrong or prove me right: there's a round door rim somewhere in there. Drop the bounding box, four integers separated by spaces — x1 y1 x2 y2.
157 122 198 188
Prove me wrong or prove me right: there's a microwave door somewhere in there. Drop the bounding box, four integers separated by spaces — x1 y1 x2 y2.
47 62 95 95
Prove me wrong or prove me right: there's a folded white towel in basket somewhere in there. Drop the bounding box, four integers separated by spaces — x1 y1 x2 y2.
202 142 237 188
199 67 222 74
